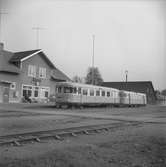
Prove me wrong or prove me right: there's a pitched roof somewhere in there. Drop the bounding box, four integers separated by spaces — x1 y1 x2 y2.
0 48 70 81
0 50 20 74
51 68 71 81
10 49 40 62
10 49 56 68
101 81 155 93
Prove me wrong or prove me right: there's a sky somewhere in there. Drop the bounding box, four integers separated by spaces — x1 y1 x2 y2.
0 0 166 90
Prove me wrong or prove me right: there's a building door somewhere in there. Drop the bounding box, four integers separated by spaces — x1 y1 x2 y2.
3 86 10 103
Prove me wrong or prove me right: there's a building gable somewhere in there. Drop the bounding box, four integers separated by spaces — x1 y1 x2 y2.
10 50 55 69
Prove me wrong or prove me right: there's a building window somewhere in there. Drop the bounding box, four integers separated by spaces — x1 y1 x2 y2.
45 91 48 98
34 87 39 97
22 85 32 97
28 65 36 77
10 82 16 90
41 87 50 98
39 67 46 78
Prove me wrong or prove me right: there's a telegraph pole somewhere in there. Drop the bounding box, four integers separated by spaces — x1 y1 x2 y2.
125 70 128 82
92 34 95 85
32 27 45 49
0 11 8 42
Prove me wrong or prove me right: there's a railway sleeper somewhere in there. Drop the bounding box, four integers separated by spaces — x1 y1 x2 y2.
0 122 142 147
35 137 41 142
13 140 21 146
54 135 63 140
71 132 77 137
83 130 90 135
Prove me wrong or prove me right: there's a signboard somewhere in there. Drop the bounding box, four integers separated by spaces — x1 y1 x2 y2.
31 77 41 86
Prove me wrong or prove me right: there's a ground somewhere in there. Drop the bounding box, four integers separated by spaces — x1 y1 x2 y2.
0 103 166 167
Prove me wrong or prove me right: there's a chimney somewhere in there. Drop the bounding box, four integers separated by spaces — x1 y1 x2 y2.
0 43 4 51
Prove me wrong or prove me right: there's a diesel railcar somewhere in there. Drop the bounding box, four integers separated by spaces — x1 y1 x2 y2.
55 82 147 108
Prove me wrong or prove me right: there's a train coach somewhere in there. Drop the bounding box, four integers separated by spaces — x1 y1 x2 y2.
55 82 147 108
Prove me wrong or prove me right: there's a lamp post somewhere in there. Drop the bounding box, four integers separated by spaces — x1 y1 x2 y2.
125 70 128 82
92 34 95 85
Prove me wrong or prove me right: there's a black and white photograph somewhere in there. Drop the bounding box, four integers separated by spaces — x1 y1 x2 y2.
0 0 166 166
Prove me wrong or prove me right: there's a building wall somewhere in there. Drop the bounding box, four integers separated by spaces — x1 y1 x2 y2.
0 73 20 102
19 53 56 102
0 53 57 103
0 84 3 102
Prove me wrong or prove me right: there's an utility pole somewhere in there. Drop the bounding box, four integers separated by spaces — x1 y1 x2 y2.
32 27 45 49
92 34 95 85
125 70 128 82
0 11 8 42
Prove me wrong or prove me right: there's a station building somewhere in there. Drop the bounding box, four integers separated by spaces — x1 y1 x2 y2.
0 43 70 103
102 81 156 104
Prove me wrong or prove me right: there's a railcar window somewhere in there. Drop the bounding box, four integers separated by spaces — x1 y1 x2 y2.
73 87 77 94
107 92 110 97
96 90 100 96
78 88 82 94
102 91 105 96
57 86 62 93
83 89 88 95
64 87 72 93
90 90 94 96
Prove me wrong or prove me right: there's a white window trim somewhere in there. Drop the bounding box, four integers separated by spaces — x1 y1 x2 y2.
40 87 50 98
28 65 36 77
22 84 33 97
22 84 50 98
39 67 46 79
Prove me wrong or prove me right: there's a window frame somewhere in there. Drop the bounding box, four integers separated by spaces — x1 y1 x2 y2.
39 67 46 79
102 90 105 97
107 91 110 97
83 89 88 96
96 90 100 96
90 89 95 96
28 65 36 77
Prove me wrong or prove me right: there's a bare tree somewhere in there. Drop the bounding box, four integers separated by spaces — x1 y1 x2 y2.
161 89 166 96
85 67 103 85
72 75 84 83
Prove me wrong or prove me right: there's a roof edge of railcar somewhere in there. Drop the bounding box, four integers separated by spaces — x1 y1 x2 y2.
55 81 120 91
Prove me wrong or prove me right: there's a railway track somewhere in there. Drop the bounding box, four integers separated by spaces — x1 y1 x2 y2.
0 121 142 147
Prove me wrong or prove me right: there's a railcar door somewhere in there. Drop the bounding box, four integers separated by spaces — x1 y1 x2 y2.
3 86 10 103
78 87 82 105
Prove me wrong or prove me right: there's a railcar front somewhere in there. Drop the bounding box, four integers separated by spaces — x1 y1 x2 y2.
55 82 80 108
